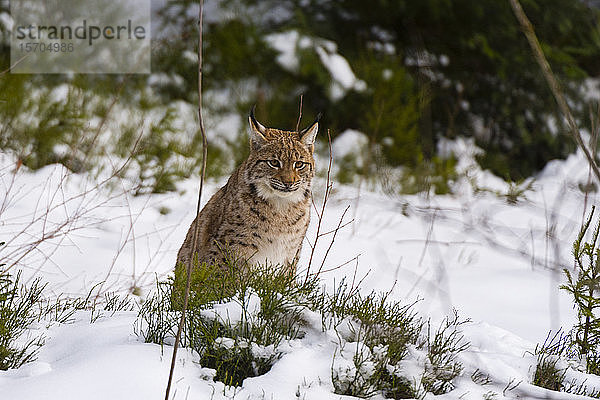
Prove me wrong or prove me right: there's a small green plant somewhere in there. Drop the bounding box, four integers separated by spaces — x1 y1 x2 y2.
501 179 535 205
482 391 498 400
138 255 468 395
137 258 320 387
136 279 178 346
563 378 600 398
471 369 492 386
531 330 600 397
0 271 46 370
531 330 573 392
158 206 171 215
420 312 470 395
39 283 134 325
331 342 417 399
323 283 467 398
327 288 422 399
531 226 600 398
0 267 136 371
562 206 600 375
533 354 565 391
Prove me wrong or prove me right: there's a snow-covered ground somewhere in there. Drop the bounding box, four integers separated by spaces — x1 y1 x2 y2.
1 137 599 399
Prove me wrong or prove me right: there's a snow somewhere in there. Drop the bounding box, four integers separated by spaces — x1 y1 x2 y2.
265 30 302 72
332 129 369 160
148 73 186 89
314 45 367 99
0 312 210 400
266 30 366 100
1 134 599 398
200 292 262 325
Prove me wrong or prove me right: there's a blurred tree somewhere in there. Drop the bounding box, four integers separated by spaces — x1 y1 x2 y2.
281 0 600 179
0 2 204 193
154 0 600 180
1 0 599 190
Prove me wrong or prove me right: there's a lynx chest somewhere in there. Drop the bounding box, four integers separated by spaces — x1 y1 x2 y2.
228 195 310 266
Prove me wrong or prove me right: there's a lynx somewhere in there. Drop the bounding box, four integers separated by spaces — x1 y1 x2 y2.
176 109 319 275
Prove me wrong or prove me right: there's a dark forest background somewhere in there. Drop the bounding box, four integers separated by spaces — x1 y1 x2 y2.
1 0 599 193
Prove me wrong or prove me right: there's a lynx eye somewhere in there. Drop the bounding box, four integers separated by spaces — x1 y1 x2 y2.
294 161 307 170
266 159 281 169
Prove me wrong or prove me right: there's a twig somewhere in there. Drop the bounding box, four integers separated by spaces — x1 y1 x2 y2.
306 129 333 279
295 94 304 133
417 209 437 267
317 219 354 238
503 378 522 396
315 205 350 276
509 0 600 182
583 102 599 224
0 128 144 276
165 1 208 399
316 254 360 275
0 53 29 76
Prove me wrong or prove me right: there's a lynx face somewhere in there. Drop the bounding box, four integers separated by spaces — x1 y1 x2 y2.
245 112 319 206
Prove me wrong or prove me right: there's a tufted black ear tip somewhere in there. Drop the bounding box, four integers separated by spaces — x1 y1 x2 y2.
249 104 257 122
300 112 322 135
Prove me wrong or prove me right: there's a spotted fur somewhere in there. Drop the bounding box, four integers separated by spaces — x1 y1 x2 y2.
176 110 319 275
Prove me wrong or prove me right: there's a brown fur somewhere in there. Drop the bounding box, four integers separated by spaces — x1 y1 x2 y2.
176 112 319 275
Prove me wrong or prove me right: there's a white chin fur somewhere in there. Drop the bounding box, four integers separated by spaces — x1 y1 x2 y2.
256 182 305 208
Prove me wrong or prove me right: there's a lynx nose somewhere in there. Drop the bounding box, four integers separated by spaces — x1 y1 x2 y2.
282 181 297 190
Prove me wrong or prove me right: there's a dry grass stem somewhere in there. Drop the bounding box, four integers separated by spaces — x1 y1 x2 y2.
165 1 208 399
509 0 600 182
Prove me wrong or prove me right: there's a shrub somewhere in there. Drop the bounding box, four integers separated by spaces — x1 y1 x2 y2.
137 258 320 386
530 205 600 397
138 256 468 395
0 271 45 370
500 179 535 205
326 288 468 398
0 74 223 195
136 255 467 399
533 354 565 392
531 330 572 391
530 206 600 397
325 287 422 398
531 330 600 398
0 266 135 371
420 312 470 395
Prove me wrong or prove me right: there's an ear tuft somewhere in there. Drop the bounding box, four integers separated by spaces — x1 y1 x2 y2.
299 113 321 150
249 105 268 150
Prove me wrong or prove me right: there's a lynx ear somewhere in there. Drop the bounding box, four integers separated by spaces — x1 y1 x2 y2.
299 113 321 151
249 106 267 150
